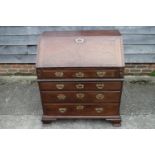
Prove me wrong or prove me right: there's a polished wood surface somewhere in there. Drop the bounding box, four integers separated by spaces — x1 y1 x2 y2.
38 81 122 91
41 30 121 36
37 67 123 79
36 30 124 126
43 104 119 116
41 91 121 103
36 30 124 68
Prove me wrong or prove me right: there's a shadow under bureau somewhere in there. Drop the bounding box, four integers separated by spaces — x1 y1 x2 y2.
36 30 124 127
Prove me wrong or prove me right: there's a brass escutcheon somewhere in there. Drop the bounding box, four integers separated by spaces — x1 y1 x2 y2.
96 94 104 100
96 83 104 89
75 72 84 77
54 71 64 77
76 84 84 89
76 105 84 110
57 94 66 100
75 38 84 44
96 71 106 77
76 93 85 99
95 107 104 113
56 84 64 90
59 108 67 113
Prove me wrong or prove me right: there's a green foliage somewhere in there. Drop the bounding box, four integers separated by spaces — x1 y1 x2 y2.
150 71 155 76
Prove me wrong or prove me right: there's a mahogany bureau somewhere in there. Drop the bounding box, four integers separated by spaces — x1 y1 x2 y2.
36 30 124 127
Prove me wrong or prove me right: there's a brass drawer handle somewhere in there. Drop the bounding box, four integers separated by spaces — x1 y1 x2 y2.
76 84 84 89
76 93 85 99
96 94 104 100
56 84 64 90
59 108 67 113
76 105 84 110
57 94 66 100
96 83 104 89
96 71 106 77
54 71 64 77
75 72 84 78
95 107 104 113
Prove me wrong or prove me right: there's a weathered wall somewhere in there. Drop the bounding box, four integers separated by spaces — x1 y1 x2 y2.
1 63 155 75
0 26 155 63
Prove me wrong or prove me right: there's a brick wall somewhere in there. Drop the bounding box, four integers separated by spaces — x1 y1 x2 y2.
0 64 36 75
125 64 155 75
0 63 155 76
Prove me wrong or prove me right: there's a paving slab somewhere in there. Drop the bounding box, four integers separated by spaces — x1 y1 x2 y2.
0 76 155 129
0 114 155 129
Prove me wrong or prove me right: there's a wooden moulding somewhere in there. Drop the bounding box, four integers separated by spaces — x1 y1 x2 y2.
42 115 121 127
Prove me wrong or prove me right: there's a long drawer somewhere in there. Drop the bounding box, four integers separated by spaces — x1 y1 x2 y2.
41 91 121 103
37 68 122 79
43 103 119 116
38 81 122 91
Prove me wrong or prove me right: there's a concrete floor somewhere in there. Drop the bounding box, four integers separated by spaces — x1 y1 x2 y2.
0 76 155 129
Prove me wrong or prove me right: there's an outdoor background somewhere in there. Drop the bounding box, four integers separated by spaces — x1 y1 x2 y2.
0 0 154 154
0 26 155 64
0 26 155 129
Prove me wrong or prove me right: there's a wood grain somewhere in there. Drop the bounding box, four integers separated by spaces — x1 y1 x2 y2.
0 45 28 54
38 81 122 91
123 35 155 45
125 54 155 63
0 26 155 63
0 26 114 35
0 53 155 63
0 54 35 63
1 45 155 55
1 34 155 45
124 45 155 54
0 35 38 45
43 103 119 116
115 26 155 34
1 26 155 35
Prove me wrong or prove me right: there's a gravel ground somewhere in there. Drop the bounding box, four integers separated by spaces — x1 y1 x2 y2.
0 76 155 129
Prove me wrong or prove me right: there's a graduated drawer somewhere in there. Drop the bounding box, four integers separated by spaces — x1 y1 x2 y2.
37 68 122 79
43 104 119 116
41 91 121 103
39 81 122 91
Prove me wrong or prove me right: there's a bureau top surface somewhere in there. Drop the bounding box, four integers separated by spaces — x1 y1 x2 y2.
36 30 124 68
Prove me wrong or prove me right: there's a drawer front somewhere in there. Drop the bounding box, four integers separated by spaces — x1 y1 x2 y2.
39 81 122 91
41 91 121 103
37 68 121 79
43 104 119 116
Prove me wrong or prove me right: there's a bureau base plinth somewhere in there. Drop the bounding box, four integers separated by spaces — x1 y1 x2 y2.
41 118 57 124
105 118 121 127
42 115 121 127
